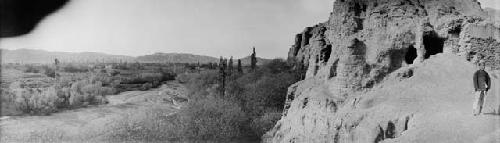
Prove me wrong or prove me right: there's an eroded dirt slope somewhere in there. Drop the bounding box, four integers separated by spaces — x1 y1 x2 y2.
266 54 500 143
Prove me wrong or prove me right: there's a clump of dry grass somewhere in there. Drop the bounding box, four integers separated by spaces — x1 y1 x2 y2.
104 107 183 142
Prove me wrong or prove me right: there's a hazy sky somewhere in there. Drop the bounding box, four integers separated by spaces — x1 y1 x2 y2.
0 0 499 58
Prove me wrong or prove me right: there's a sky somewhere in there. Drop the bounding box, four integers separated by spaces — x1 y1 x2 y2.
0 0 499 58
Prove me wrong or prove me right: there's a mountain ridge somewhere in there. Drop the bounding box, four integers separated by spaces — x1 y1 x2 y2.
0 48 272 64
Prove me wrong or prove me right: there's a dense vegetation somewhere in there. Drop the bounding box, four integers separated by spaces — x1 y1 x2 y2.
1 55 305 141
180 59 303 139
109 58 305 141
1 62 180 115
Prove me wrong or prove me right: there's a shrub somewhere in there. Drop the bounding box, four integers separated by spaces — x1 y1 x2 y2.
11 85 59 115
141 83 153 91
176 73 191 84
62 64 88 73
43 66 56 78
1 88 22 116
181 70 219 99
106 107 183 142
24 65 40 73
109 95 248 141
169 59 302 139
261 59 293 74
90 73 114 86
249 110 282 136
160 71 176 81
69 79 115 107
178 96 247 139
105 97 251 142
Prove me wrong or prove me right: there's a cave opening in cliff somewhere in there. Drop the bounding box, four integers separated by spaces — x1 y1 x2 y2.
321 45 332 64
405 45 417 64
448 26 462 38
423 31 445 59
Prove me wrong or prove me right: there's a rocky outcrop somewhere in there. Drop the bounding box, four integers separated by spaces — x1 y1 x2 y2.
266 0 500 142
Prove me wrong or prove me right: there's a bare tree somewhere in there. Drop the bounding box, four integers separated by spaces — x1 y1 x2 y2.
237 59 243 73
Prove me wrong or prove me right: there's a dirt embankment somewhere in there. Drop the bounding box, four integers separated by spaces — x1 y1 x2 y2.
0 81 187 142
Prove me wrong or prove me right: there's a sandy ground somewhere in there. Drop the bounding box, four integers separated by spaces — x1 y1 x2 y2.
379 54 500 143
265 54 500 143
0 81 186 142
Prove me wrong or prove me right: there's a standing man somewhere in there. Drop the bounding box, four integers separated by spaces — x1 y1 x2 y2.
472 62 491 116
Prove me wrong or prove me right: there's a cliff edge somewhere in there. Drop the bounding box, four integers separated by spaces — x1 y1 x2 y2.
265 0 500 142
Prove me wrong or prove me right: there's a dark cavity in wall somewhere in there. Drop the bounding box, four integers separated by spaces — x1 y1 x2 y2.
405 45 417 64
321 45 332 64
314 55 320 75
388 49 406 72
302 98 309 109
448 25 462 38
329 59 339 78
385 121 396 139
349 38 366 55
423 31 445 59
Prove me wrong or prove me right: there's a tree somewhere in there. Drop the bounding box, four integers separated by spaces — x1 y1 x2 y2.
54 58 60 67
228 56 234 77
197 61 201 72
237 59 243 73
54 58 60 79
219 57 227 97
251 47 257 70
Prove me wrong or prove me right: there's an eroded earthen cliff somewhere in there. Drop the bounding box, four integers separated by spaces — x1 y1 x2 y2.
266 0 500 142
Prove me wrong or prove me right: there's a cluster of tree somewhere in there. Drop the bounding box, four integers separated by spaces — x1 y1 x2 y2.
99 48 308 142
160 48 306 140
171 59 302 140
4 58 184 115
218 47 256 97
4 72 114 115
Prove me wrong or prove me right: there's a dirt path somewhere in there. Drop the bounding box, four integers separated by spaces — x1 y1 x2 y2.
0 81 187 142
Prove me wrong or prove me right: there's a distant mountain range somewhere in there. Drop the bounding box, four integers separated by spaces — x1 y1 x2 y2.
0 48 271 65
136 52 219 64
0 49 135 64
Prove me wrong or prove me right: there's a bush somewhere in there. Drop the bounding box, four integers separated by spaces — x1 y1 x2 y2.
105 97 252 142
178 96 247 139
43 66 56 78
180 70 219 99
62 64 88 73
69 79 114 107
176 73 191 84
141 83 153 91
175 58 300 139
160 71 177 81
24 65 40 73
261 59 293 74
11 84 60 115
106 107 183 142
249 110 282 136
